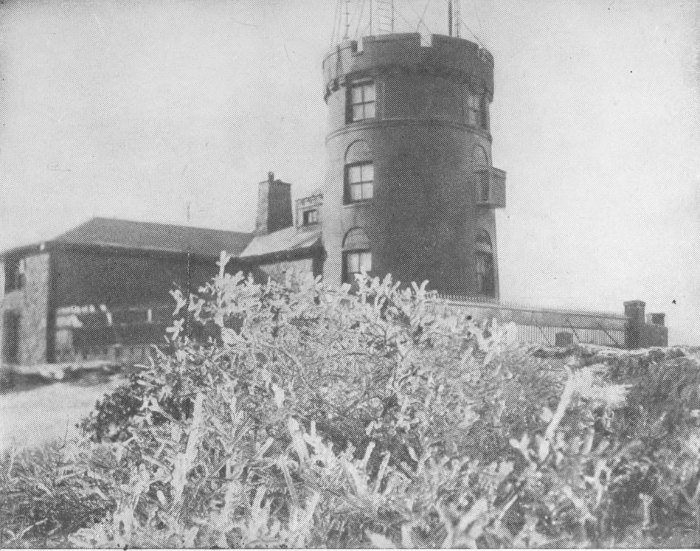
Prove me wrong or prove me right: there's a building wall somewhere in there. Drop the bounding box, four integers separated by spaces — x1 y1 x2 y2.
321 34 503 295
258 258 315 284
0 253 51 366
51 248 219 308
49 247 234 363
641 323 669 348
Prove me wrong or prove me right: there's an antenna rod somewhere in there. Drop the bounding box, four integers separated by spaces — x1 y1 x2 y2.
453 0 461 37
343 0 350 39
369 0 373 35
448 0 453 36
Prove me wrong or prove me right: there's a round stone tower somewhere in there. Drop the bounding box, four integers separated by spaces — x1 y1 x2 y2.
321 33 506 297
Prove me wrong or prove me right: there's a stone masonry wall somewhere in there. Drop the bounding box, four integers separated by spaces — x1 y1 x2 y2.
0 253 50 367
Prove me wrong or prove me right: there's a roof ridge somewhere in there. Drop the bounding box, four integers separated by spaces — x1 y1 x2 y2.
85 216 253 236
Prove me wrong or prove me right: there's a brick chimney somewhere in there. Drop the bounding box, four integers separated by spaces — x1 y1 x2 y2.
255 172 293 235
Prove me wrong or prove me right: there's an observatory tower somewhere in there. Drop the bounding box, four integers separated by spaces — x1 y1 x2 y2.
320 30 506 296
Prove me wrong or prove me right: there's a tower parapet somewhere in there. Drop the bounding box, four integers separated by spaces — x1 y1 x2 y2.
322 34 494 102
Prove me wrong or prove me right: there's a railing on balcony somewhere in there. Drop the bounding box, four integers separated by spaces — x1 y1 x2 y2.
475 166 506 209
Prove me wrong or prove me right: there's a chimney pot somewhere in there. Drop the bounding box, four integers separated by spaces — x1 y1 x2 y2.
268 171 275 183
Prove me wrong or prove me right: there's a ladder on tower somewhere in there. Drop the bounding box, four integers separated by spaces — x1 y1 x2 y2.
375 0 394 34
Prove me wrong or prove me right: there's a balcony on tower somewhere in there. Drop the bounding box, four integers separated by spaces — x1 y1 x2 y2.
475 166 506 209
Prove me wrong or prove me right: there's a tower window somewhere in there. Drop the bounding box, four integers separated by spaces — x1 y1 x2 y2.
467 92 488 130
475 230 495 296
345 251 372 281
4 257 26 293
302 209 318 226
475 252 495 296
343 228 372 284
474 146 490 202
345 162 374 203
348 80 376 122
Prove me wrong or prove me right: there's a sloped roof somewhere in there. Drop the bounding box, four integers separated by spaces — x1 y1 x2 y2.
51 217 254 258
240 225 322 259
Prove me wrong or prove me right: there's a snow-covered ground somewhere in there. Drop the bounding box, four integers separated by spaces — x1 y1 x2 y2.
0 377 122 451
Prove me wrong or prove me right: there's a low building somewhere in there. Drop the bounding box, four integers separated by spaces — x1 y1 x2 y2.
0 218 252 366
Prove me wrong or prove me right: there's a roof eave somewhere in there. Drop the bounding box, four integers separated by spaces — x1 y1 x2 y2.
49 240 244 261
239 243 324 264
0 241 51 259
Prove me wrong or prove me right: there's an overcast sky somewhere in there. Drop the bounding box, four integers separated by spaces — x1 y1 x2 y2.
0 0 698 344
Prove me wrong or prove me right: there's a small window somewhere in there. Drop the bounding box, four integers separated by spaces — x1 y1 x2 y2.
302 209 318 226
467 92 488 130
343 228 372 284
4 258 26 293
345 162 374 203
348 80 376 122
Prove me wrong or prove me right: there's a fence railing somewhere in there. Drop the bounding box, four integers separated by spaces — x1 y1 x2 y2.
54 303 174 363
436 295 628 348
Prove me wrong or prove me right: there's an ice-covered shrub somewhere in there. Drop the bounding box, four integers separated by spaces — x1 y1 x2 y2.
69 257 674 548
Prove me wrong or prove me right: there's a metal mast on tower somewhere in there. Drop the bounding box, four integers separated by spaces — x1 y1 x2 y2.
376 0 395 34
450 0 461 37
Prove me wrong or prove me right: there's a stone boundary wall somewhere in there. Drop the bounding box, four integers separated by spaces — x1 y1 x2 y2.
438 296 667 349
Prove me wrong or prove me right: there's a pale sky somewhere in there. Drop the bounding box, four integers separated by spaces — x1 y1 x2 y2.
0 0 698 344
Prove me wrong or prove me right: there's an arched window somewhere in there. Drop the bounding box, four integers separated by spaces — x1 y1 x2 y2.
345 140 374 204
343 228 372 283
475 229 495 297
476 229 492 249
467 91 489 130
474 146 488 167
345 140 372 164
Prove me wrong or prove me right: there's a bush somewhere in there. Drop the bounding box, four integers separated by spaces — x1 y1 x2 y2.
0 441 116 548
6 261 700 547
